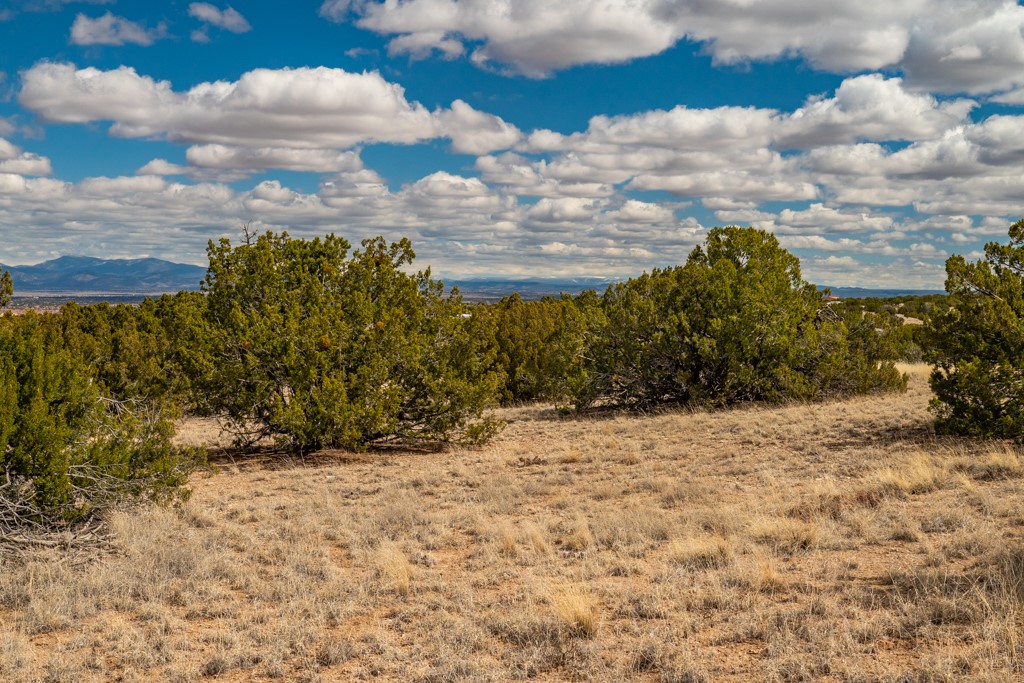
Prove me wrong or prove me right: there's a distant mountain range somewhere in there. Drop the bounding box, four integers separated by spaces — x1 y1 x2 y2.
0 256 945 299
821 286 945 298
449 277 614 301
0 256 206 294
451 279 945 301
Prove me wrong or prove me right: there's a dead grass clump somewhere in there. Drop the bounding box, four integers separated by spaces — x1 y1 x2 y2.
911 594 985 627
522 521 553 558
487 611 559 648
374 542 414 596
365 487 430 541
615 588 670 620
547 583 601 638
590 507 671 550
986 544 1024 603
0 631 33 681
692 506 749 537
658 478 714 508
919 509 972 534
202 654 230 677
493 521 519 558
562 518 594 552
748 516 820 553
887 566 1000 635
729 551 786 593
667 535 733 569
315 637 354 667
954 445 1024 481
628 638 665 672
868 452 949 497
942 530 995 560
659 662 710 683
787 485 882 523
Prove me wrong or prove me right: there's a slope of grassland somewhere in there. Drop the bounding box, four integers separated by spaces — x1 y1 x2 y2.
1 365 1023 682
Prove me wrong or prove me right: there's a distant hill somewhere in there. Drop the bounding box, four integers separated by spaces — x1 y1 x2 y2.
821 286 945 298
0 257 946 300
450 278 614 301
0 256 206 294
452 279 945 302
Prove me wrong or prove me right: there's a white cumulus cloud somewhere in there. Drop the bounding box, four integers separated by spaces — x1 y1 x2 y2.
69 12 166 46
322 0 1024 96
18 62 522 160
184 145 364 173
188 3 251 33
437 99 522 154
20 63 438 148
0 137 51 176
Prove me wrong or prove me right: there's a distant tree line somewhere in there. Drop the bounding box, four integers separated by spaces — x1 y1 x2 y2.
8 221 1023 527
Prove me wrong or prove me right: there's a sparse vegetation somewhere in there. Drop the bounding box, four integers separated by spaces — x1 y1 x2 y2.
0 365 1021 681
4 228 1024 680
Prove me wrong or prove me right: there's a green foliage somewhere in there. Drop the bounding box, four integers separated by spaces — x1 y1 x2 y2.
569 226 905 411
477 294 589 405
55 300 184 407
927 219 1024 439
0 312 192 521
832 294 949 361
840 293 948 318
190 230 501 452
0 269 11 310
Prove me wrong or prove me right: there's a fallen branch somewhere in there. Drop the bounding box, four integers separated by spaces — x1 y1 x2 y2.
0 460 192 562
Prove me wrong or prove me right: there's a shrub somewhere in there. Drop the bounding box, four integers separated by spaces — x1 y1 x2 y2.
927 219 1024 438
570 226 905 410
0 269 10 310
189 230 501 452
57 299 190 408
478 294 588 405
0 311 191 525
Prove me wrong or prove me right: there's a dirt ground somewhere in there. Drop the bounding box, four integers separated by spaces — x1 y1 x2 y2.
1 364 1022 682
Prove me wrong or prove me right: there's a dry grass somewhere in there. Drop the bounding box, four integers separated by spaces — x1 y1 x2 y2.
868 451 950 497
1 363 1023 681
547 583 601 638
374 542 414 596
667 535 733 569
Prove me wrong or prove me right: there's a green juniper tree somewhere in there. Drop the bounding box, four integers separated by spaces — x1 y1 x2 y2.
189 230 502 452
478 293 589 406
0 311 191 523
0 269 11 310
927 219 1024 438
570 226 905 411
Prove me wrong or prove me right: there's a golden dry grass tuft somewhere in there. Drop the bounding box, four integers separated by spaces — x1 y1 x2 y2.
1 363 1023 680
546 582 601 638
667 534 733 569
868 451 950 497
374 541 414 596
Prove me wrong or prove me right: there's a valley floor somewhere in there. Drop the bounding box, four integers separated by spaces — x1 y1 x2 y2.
2 365 1023 682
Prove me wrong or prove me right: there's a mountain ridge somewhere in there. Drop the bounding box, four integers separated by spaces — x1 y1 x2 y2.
0 256 206 294
1 256 945 299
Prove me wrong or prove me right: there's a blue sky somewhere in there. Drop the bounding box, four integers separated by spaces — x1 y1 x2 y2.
2 1 1024 287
